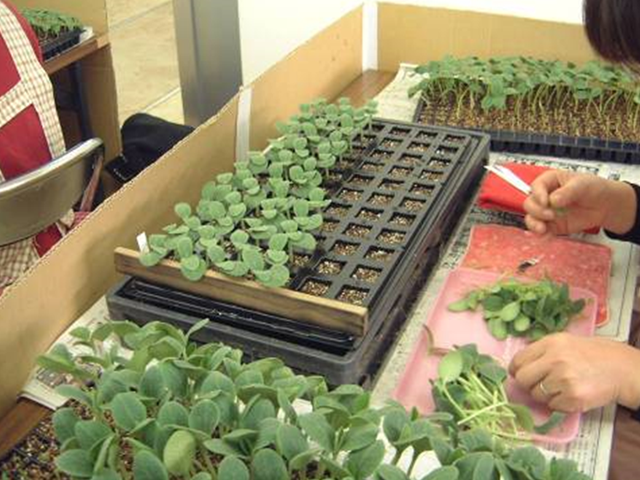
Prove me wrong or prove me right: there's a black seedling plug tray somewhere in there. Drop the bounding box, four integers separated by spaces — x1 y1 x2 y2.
107 119 490 386
40 28 82 61
414 98 640 164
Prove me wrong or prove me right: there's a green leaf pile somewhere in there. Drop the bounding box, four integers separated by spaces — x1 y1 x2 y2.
448 278 586 341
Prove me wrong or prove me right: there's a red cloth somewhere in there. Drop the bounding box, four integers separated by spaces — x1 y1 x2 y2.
478 162 549 215
0 1 61 254
478 162 599 235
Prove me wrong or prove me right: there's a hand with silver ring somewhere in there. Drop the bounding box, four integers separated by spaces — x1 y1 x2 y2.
509 333 640 413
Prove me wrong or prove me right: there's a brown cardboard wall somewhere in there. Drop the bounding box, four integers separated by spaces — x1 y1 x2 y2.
80 46 122 162
249 6 363 149
377 3 596 72
11 0 108 35
0 98 239 418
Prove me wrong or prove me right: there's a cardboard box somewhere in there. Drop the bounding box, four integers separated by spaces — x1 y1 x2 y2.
0 3 596 418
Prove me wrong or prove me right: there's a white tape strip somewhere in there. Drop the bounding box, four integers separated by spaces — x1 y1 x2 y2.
236 86 253 161
362 0 378 71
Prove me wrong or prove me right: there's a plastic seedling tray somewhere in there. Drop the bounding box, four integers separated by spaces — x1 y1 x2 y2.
394 267 598 444
107 119 490 385
40 28 82 61
414 98 640 164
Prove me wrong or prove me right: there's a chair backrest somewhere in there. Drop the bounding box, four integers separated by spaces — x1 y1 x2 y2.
0 138 104 246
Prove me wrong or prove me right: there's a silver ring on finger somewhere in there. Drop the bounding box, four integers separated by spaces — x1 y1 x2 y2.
539 381 550 397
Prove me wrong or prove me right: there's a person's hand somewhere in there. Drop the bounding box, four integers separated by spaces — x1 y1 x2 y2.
523 170 636 236
509 333 640 413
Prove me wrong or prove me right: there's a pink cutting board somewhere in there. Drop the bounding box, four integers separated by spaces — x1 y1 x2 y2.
393 267 598 444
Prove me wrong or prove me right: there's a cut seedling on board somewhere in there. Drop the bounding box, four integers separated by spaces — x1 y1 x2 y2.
432 344 566 442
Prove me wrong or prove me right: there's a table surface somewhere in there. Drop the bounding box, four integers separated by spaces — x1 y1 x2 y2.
0 70 636 479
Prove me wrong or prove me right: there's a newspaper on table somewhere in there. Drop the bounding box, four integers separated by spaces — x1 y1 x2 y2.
370 65 640 480
21 297 115 410
19 64 639 479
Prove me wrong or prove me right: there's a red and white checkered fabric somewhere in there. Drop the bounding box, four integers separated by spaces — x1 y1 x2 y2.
0 1 67 291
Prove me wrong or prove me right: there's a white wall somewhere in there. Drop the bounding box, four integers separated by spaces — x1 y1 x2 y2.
238 0 362 84
384 0 584 24
238 0 585 84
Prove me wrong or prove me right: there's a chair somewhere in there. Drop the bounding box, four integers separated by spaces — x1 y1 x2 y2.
0 137 104 246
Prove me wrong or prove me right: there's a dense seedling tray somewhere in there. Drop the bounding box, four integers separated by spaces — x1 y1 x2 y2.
108 119 489 385
414 98 640 163
40 28 82 61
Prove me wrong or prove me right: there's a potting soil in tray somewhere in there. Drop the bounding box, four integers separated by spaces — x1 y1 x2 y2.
0 404 72 479
414 98 640 164
107 119 490 385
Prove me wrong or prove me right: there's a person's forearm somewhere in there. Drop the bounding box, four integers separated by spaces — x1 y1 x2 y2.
603 181 637 235
617 345 640 411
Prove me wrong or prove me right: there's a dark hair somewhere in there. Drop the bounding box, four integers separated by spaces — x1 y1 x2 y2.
584 0 640 65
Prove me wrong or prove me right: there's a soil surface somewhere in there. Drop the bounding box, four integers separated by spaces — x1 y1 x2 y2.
301 279 330 296
390 214 415 227
337 287 368 305
378 230 406 245
401 199 426 212
345 224 372 238
365 247 394 262
318 260 343 275
352 267 381 283
332 241 359 256
369 193 394 206
357 209 382 221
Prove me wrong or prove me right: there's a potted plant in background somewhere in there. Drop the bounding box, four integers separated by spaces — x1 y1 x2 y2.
21 8 84 61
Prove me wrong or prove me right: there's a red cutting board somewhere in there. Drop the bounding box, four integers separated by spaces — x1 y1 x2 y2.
393 268 598 444
461 224 611 326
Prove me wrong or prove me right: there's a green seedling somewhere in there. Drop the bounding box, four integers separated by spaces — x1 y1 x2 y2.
36 321 590 480
138 97 378 287
410 55 640 136
21 8 82 40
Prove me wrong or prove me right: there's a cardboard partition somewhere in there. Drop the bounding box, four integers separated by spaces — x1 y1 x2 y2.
377 3 596 71
0 3 602 419
78 46 122 165
0 96 239 418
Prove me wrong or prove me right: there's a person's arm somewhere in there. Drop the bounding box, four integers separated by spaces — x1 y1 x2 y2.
509 333 640 413
604 182 640 243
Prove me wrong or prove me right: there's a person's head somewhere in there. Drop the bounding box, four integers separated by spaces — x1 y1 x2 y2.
584 0 640 66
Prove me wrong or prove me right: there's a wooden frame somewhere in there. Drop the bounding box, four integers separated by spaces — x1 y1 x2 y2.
114 248 369 336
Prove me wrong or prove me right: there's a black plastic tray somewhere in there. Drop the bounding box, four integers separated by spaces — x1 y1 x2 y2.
40 28 82 61
413 98 640 164
107 119 490 385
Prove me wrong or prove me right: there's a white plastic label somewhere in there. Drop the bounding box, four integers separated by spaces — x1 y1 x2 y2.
137 232 149 254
